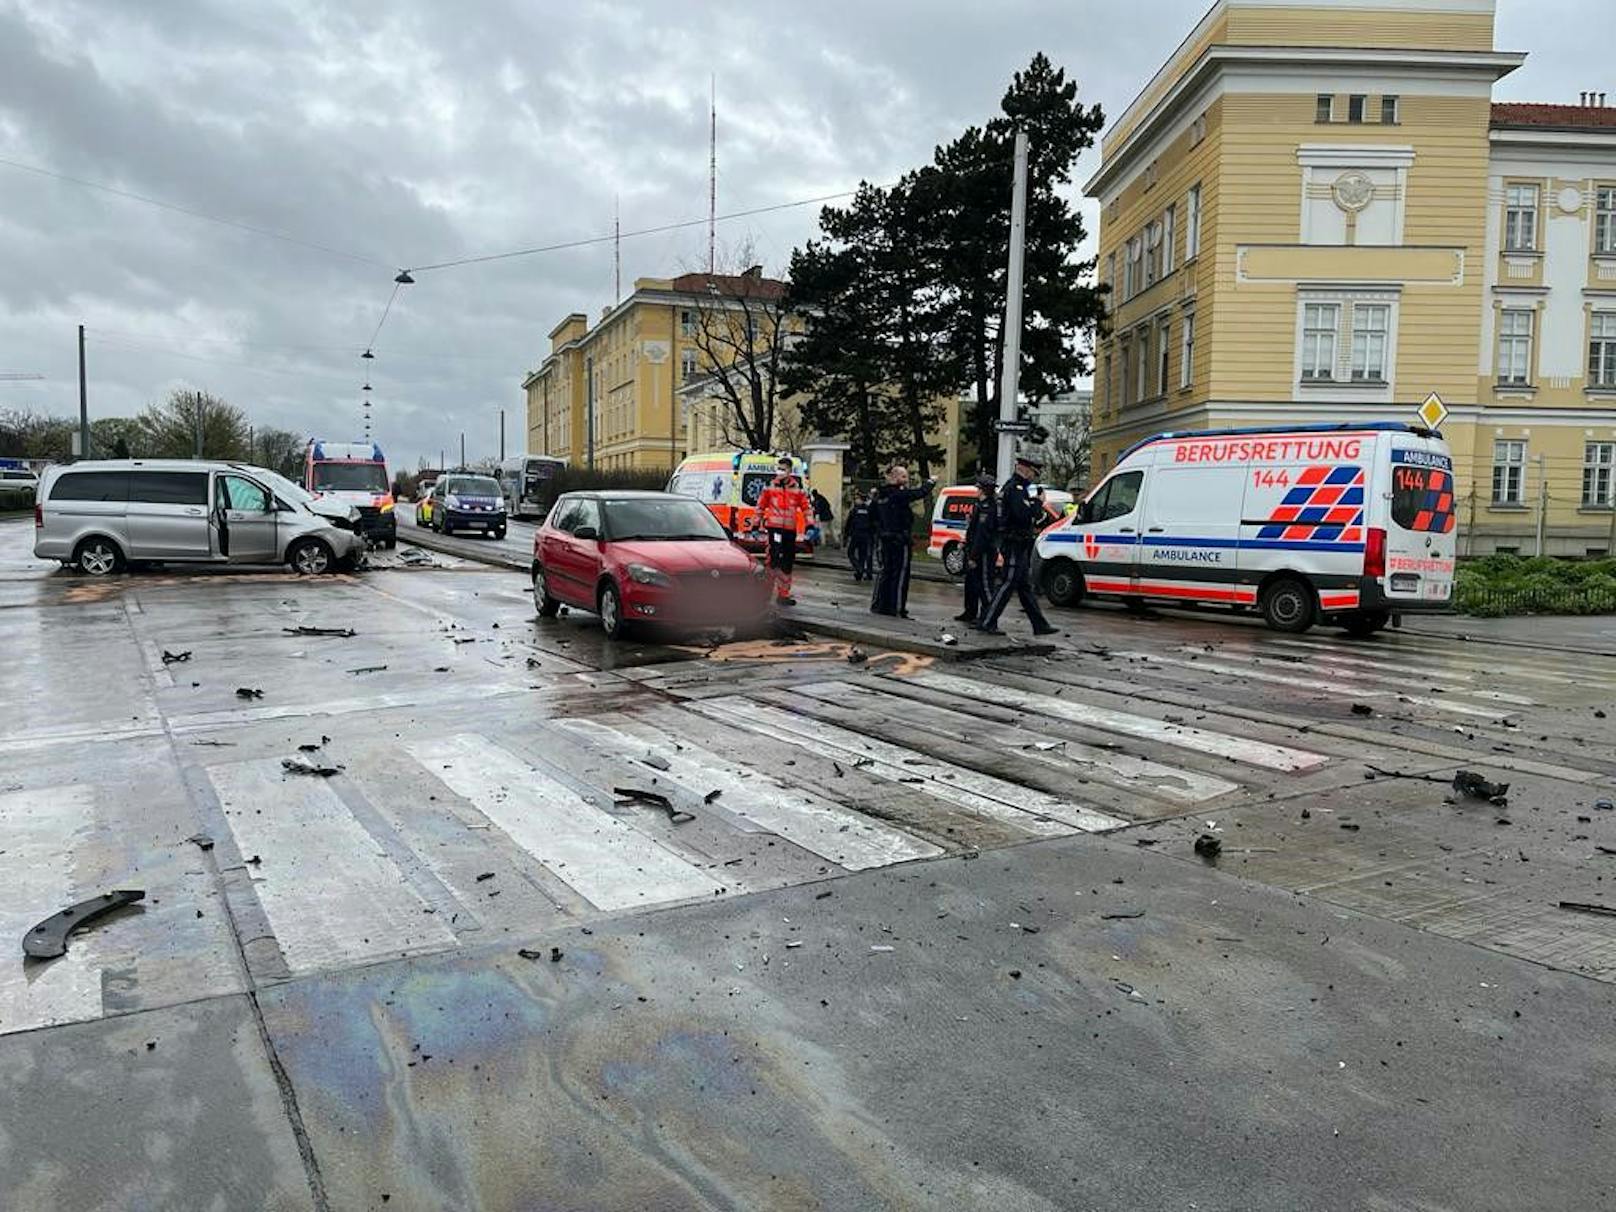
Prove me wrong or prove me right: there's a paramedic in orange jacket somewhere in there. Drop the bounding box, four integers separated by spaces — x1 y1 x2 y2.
757 456 810 605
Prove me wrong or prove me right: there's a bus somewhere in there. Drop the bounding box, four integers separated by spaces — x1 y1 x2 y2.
498 454 567 519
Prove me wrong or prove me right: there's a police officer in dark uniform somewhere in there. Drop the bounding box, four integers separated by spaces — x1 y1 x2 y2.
869 464 935 617
956 473 1000 625
977 454 1059 636
844 489 876 581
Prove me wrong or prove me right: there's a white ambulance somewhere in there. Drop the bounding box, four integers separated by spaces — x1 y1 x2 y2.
1035 422 1457 636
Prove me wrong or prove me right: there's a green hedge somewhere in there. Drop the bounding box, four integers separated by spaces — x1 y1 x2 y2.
1455 556 1616 616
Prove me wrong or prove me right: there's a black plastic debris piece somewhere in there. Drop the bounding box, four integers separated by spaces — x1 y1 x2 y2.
1350 703 1373 717
1135 838 1160 847
641 754 672 772
1452 770 1510 804
281 757 341 778
1193 834 1222 860
186 833 214 851
161 650 191 664
1596 799 1615 812
297 743 322 753
346 665 388 675
475 872 496 882
815 890 834 900
1339 823 1361 832
283 626 357 637
517 948 543 960
1101 910 1145 920
526 657 542 669
452 637 477 645
23 890 145 959
1559 900 1616 917
704 789 723 804
1008 969 1022 980
613 787 694 825
549 946 563 963
846 647 868 665
235 687 264 700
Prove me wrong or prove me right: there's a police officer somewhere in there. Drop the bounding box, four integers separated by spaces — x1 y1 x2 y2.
844 489 876 581
977 454 1059 637
956 473 1000 625
756 456 810 606
869 464 935 617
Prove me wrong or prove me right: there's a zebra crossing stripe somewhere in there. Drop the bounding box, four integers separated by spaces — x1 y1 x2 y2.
908 671 1329 772
552 717 944 870
406 734 723 912
692 697 1126 833
1197 643 1537 705
206 759 457 974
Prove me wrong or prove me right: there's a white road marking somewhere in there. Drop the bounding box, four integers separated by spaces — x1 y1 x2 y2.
1198 644 1538 705
0 786 107 1036
909 671 1329 772
0 720 165 754
206 759 456 974
1259 636 1614 690
793 681 1240 804
406 733 724 911
169 687 532 733
1115 651 1510 720
694 696 1126 833
553 717 944 869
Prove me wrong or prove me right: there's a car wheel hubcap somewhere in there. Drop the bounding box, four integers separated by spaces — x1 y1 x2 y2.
602 593 617 629
84 546 113 574
298 546 328 574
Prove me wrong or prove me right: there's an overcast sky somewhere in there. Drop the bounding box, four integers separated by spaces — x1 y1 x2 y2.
0 1 1602 471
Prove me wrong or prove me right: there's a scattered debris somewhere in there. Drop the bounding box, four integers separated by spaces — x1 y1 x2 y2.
1193 834 1222 861
1595 846 1616 856
832 762 845 778
939 633 958 647
297 742 323 753
1558 900 1616 918
1008 969 1022 980
815 890 833 900
475 872 495 882
281 757 341 778
282 626 356 638
613 787 694 825
517 948 543 960
785 940 803 949
1596 799 1615 812
346 664 388 675
1350 703 1373 717
1101 910 1146 920
191 739 235 748
640 754 671 772
234 687 264 700
186 833 214 851
846 647 868 665
452 637 477 645
1339 823 1361 832
1134 838 1160 847
161 650 191 664
704 789 723 804
1596 709 1607 719
1452 770 1510 804
550 946 564 962
870 944 895 952
23 890 145 960
1365 765 1448 784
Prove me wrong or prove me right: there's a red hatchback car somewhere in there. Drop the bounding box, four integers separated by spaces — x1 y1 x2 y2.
532 491 773 638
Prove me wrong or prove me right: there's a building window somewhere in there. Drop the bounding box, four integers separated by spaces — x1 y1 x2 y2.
680 309 696 337
1492 439 1526 505
1144 221 1162 287
681 349 698 382
1125 236 1143 299
1186 184 1201 259
1162 205 1176 275
1300 303 1339 381
1098 354 1110 413
1592 313 1616 387
1504 184 1539 252
1348 94 1366 123
1157 317 1171 395
1119 338 1132 405
1180 312 1195 388
1316 94 1333 123
1106 252 1117 310
1381 95 1400 124
1135 329 1151 402
1584 442 1615 507
1597 187 1616 255
1350 303 1390 382
1497 309 1534 385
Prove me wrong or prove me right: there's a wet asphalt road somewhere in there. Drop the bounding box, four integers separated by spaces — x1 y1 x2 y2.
2 513 1615 1210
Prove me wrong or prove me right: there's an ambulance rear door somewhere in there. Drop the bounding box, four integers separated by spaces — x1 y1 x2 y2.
1380 430 1457 607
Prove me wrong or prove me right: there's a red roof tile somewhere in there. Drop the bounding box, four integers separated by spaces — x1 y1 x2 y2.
1491 102 1616 130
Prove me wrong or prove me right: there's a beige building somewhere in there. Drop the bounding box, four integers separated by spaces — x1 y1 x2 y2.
1086 0 1616 555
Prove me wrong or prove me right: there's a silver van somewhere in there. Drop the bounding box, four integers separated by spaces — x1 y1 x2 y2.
34 459 366 576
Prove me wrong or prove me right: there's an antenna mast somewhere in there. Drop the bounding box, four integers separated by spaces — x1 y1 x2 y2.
707 74 716 274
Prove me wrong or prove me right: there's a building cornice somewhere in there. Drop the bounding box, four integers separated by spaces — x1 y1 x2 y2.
1088 44 1525 199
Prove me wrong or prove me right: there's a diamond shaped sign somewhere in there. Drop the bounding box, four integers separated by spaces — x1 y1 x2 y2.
1417 391 1448 430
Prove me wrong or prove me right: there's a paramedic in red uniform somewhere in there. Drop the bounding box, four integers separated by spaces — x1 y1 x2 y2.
757 457 810 606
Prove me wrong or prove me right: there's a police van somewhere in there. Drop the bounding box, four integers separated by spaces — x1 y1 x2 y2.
1035 422 1456 636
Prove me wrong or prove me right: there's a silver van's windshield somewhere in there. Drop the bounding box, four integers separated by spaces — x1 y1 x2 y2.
241 467 312 507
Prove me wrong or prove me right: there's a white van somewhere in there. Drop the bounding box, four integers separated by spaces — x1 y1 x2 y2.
34 460 367 576
1035 422 1457 635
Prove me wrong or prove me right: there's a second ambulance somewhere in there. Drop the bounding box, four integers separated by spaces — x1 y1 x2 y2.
1036 421 1456 635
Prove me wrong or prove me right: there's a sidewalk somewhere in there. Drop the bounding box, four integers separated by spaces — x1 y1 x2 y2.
1400 612 1616 657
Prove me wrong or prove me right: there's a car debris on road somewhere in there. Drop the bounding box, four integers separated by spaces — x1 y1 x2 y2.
23 890 146 960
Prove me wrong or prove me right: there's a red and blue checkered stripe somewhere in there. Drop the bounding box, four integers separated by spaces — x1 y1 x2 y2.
1257 465 1365 542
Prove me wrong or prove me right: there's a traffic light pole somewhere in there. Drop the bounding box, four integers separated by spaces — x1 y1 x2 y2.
994 128 1029 486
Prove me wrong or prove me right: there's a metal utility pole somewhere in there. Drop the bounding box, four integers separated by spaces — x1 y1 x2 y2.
77 325 89 460
459 432 466 469
994 128 1030 486
707 75 716 275
1535 453 1548 556
194 394 205 459
499 408 506 461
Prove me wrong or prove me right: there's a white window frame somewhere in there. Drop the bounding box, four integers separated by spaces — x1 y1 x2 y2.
1186 184 1201 260
1492 439 1526 505
1504 184 1539 252
1347 94 1366 123
1106 251 1117 310
1583 441 1615 507
1156 317 1171 396
1316 94 1333 123
680 348 698 382
1497 308 1534 386
1162 205 1176 276
1135 327 1150 403
1144 221 1162 287
1179 311 1195 388
1381 94 1400 125
1597 187 1616 256
679 309 696 337
1119 337 1132 405
1124 237 1142 299
1349 303 1390 382
1300 303 1340 381
1592 313 1616 388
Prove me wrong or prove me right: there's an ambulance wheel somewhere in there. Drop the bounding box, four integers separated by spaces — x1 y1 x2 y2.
942 543 967 578
1342 610 1389 639
1261 577 1316 634
1040 558 1085 607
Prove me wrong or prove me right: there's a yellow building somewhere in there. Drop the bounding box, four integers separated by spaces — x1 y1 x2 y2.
1087 0 1616 555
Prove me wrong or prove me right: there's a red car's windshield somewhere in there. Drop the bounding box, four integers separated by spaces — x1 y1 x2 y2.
603 497 728 542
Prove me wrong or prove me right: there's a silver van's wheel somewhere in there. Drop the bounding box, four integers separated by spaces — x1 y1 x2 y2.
74 536 123 576
289 538 334 575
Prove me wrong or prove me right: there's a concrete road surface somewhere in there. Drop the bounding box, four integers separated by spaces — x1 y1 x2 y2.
2 514 1614 1210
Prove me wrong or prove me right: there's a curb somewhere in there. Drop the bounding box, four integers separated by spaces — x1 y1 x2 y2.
782 608 1056 662
1396 625 1616 660
398 530 525 572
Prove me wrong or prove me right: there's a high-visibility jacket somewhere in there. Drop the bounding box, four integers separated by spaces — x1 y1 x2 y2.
758 475 809 532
